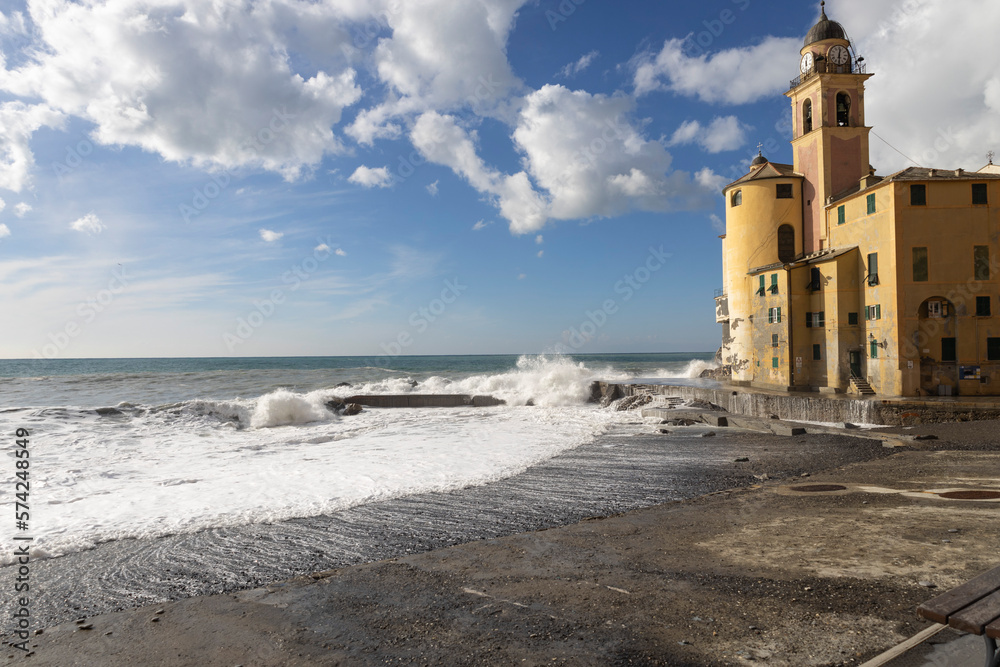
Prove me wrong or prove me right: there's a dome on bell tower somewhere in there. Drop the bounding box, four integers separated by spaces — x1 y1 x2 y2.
804 2 846 47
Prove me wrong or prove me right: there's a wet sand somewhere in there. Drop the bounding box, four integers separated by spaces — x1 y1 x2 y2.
4 419 1000 666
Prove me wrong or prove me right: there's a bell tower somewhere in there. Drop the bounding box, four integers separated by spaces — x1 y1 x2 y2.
786 1 873 253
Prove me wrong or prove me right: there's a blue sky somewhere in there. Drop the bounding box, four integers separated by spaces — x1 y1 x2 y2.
0 0 997 358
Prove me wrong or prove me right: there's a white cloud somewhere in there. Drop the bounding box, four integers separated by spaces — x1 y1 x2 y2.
512 85 717 223
315 243 330 253
559 50 598 78
0 223 10 239
0 102 65 192
259 229 283 243
633 36 800 104
709 213 724 233
517 273 526 280
14 202 31 217
348 165 393 188
669 116 747 153
426 180 439 196
537 250 543 258
411 111 547 235
70 213 104 235
535 235 544 244
0 0 363 180
472 219 492 231
0 198 5 213
335 248 347 257
831 0 1000 172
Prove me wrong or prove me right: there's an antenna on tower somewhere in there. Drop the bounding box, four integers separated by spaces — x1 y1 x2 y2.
989 150 996 166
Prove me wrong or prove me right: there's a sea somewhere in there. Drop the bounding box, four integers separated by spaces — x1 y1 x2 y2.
0 353 716 568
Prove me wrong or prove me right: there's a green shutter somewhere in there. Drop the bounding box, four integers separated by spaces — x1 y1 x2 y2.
837 205 845 225
870 341 878 358
777 307 781 323
772 357 778 368
867 193 876 214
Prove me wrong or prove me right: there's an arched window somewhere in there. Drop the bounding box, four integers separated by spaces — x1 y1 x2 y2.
731 190 742 207
836 92 851 127
803 99 813 133
777 224 795 263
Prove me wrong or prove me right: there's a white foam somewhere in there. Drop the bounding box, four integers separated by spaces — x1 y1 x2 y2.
0 399 620 565
249 389 331 428
329 355 631 407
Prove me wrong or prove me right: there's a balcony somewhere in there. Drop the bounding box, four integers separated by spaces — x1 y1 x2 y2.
789 59 867 90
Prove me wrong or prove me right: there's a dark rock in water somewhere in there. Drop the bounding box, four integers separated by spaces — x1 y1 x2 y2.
615 394 653 411
913 434 938 441
656 428 671 434
343 403 363 416
701 431 716 438
525 399 535 407
96 407 124 417
734 457 750 462
408 380 418 387
325 399 345 413
335 382 351 388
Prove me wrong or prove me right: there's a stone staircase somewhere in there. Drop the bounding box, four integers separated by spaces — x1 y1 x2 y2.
850 377 876 396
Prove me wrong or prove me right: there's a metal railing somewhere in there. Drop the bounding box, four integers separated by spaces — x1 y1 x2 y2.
789 59 867 89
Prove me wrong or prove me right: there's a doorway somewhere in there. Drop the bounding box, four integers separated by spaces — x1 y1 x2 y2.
849 350 862 378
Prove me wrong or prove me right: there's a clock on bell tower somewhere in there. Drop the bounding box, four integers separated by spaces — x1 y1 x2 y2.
786 1 873 253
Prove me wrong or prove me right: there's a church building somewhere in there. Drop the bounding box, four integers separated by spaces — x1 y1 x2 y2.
715 3 1000 396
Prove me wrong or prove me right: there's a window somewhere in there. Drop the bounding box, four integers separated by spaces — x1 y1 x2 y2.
731 189 742 207
977 296 991 317
910 184 926 206
803 99 812 133
975 245 990 280
867 252 879 286
769 273 779 294
757 274 765 296
870 341 878 358
776 183 794 199
772 333 779 348
865 304 882 321
836 92 851 127
866 193 876 214
837 205 845 225
972 183 988 206
808 267 821 291
942 337 957 362
813 344 822 361
988 338 1000 361
928 300 944 318
772 357 779 368
808 311 826 327
768 307 782 323
848 312 859 325
777 225 795 263
913 247 928 282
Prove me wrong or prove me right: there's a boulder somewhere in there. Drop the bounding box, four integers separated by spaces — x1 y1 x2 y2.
343 403 363 416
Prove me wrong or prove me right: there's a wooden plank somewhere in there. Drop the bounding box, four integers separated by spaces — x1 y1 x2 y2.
949 590 1000 635
857 624 947 667
987 616 1000 639
917 566 1000 625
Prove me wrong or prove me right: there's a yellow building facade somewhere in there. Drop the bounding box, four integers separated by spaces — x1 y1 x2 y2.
716 4 1000 396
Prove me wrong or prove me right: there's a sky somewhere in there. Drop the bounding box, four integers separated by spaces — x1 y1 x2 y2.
0 0 998 359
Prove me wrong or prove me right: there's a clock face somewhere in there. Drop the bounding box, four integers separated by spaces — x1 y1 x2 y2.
828 45 849 65
800 52 814 74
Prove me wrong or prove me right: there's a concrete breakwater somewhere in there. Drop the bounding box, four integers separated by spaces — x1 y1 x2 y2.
592 382 1000 425
342 394 506 408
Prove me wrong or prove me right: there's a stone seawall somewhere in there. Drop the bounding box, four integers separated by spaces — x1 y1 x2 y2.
344 394 505 408
593 382 1000 425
